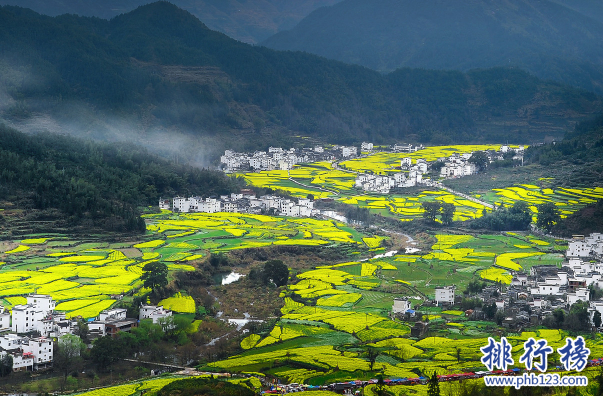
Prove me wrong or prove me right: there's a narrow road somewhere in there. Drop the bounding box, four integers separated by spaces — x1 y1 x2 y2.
437 183 494 209
287 176 339 196
123 359 186 370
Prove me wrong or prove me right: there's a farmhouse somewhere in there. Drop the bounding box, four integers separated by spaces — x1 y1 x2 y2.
140 304 173 323
0 334 53 371
435 286 455 305
163 193 318 218
392 298 411 314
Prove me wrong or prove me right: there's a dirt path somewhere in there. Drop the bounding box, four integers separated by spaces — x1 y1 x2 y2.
287 175 340 196
437 183 494 209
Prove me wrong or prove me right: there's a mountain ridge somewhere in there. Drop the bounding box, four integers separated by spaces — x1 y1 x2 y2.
0 2 601 157
0 0 342 44
262 0 603 95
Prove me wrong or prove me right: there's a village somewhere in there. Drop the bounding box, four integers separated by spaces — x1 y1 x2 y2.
0 298 174 372
393 233 603 337
219 142 426 173
162 192 317 218
220 143 524 195
354 145 525 194
4 232 602 374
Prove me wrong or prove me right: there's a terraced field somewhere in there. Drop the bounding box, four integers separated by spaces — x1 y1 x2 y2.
73 375 262 396
0 213 384 318
339 145 511 175
208 231 572 385
236 145 521 223
481 185 603 219
238 146 603 226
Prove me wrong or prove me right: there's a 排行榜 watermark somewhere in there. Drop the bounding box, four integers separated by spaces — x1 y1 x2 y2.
480 336 590 389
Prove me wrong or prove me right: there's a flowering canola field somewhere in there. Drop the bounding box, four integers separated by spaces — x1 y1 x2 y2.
207 231 572 385
0 212 382 319
237 145 517 223
340 145 508 175
487 185 603 219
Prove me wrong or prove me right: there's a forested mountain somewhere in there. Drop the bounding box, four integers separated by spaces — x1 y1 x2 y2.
525 114 603 186
0 124 244 233
0 0 341 43
551 0 603 24
0 2 601 154
262 0 603 95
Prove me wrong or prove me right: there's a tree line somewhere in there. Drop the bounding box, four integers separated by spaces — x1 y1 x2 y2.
0 124 245 232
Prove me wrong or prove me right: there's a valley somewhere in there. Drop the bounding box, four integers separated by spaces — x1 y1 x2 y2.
1 2 603 394
2 141 603 395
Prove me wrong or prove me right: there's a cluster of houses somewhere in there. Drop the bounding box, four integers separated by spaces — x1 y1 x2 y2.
439 145 524 178
219 142 427 173
220 146 351 172
354 158 430 193
0 294 174 371
393 233 603 333
354 145 525 194
161 190 318 218
438 153 478 178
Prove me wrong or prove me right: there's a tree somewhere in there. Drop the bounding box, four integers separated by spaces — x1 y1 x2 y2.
552 308 566 329
440 203 455 225
209 253 229 268
483 302 497 319
55 334 85 389
494 310 505 326
141 261 168 292
262 260 289 287
422 201 441 223
596 365 603 396
468 151 489 171
564 301 590 331
375 374 386 396
74 318 89 343
367 347 379 370
594 311 602 329
590 284 603 300
428 372 440 396
91 335 121 371
455 347 462 363
536 202 561 232
464 280 486 295
508 201 533 228
0 353 12 377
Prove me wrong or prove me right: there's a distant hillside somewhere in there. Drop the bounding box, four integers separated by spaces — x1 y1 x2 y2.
0 124 243 234
525 114 603 186
0 2 601 154
553 200 603 237
0 0 341 43
552 0 603 24
262 0 603 95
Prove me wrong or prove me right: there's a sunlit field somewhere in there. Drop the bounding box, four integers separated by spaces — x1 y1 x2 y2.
0 213 384 318
208 232 573 385
481 185 603 219
340 145 513 175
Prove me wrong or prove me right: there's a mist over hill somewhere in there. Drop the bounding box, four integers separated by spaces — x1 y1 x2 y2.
263 0 603 95
0 2 601 162
0 0 341 44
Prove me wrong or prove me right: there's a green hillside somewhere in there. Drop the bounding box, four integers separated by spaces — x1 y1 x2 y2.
0 124 243 234
0 2 601 152
263 0 603 95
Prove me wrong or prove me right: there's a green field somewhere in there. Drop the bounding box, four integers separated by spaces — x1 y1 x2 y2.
203 231 577 385
0 213 384 319
236 147 602 224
